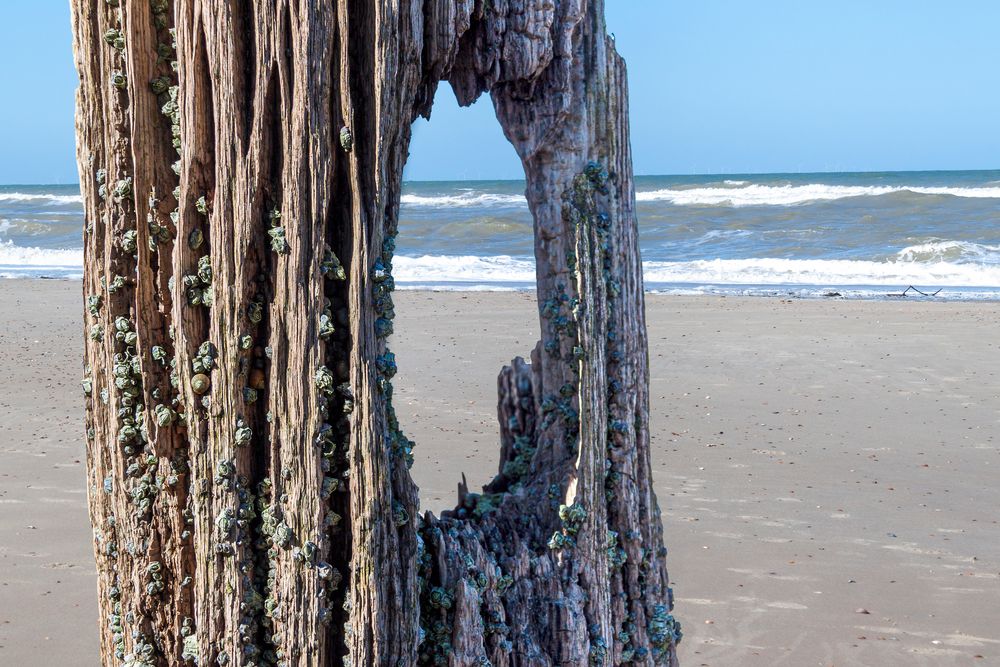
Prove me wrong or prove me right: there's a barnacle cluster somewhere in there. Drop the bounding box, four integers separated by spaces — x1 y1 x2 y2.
416 526 455 665
103 28 125 51
107 274 127 294
104 578 127 660
180 255 213 306
320 244 346 281
567 162 682 660
112 317 145 454
588 625 608 666
372 235 417 468
120 229 138 256
648 604 683 659
266 208 289 254
146 190 173 250
606 529 627 571
548 502 586 551
538 285 581 453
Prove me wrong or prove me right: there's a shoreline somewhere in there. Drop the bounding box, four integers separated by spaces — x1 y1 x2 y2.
1 281 998 665
3 275 1000 303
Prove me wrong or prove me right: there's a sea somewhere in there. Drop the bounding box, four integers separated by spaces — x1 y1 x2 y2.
3 170 1000 300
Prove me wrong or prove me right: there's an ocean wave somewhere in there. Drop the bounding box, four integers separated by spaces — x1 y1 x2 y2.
400 191 526 208
642 257 1000 287
636 184 1000 207
895 239 1000 264
4 244 999 291
0 241 83 277
393 254 536 282
0 192 83 205
390 253 1000 288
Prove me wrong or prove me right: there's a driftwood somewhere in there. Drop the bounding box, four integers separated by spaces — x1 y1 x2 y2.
886 286 944 298
71 0 679 665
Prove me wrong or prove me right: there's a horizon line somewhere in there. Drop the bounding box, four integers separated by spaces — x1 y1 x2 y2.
5 166 1000 188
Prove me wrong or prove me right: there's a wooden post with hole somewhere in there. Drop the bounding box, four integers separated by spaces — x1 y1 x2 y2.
71 0 680 664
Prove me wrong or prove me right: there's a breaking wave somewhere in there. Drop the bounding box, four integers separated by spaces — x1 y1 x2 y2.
391 252 1000 288
400 191 526 208
400 183 1000 209
393 254 536 283
636 184 1000 207
0 192 84 205
641 257 1000 287
0 241 83 279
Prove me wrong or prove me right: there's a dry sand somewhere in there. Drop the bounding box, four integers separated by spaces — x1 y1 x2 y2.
1 280 998 666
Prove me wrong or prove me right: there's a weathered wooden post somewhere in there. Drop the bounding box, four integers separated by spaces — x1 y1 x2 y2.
72 0 680 664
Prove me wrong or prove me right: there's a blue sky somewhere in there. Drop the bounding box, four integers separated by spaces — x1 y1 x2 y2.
3 1 1000 183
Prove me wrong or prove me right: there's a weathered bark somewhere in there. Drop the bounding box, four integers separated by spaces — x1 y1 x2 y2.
71 1 680 666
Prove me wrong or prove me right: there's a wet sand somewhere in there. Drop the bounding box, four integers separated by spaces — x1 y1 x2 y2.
1 280 998 665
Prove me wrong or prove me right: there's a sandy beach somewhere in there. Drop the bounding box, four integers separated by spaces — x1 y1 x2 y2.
1 280 998 666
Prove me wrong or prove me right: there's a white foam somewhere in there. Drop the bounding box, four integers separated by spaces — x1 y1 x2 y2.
642 257 1000 287
0 192 83 205
636 184 1000 207
393 254 536 282
0 241 84 277
394 253 1000 288
895 240 1000 264
400 191 526 208
3 244 999 294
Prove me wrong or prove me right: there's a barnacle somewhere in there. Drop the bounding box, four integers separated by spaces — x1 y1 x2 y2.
121 230 138 254
156 42 173 61
113 177 133 202
374 317 393 338
103 28 125 51
320 245 346 280
234 418 252 446
547 531 575 551
216 508 235 537
196 255 212 284
319 308 335 339
192 341 217 373
107 275 127 293
110 70 127 90
150 76 171 95
339 126 353 152
267 225 289 254
316 562 340 587
216 459 235 480
87 294 103 317
558 502 587 534
314 366 335 396
154 404 177 427
324 471 346 496
272 522 292 548
392 500 409 527
151 345 167 365
247 301 264 323
375 352 397 378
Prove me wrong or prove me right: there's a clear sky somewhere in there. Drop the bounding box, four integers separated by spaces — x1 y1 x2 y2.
3 1 1000 183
